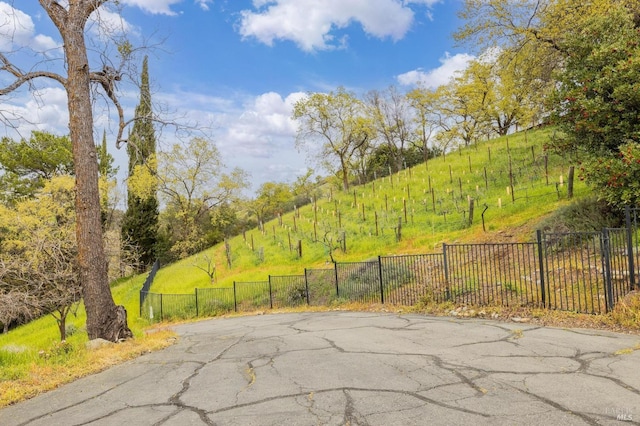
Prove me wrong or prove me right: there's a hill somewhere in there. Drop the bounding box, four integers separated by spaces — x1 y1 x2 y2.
150 126 587 294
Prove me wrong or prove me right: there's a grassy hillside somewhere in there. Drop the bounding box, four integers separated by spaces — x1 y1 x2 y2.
151 126 588 294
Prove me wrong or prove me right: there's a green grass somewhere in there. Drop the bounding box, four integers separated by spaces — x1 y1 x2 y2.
0 126 590 373
149 127 587 294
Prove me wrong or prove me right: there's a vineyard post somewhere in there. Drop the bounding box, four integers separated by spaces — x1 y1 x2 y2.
468 198 474 227
509 155 515 202
545 155 549 185
375 211 379 236
568 166 574 199
431 188 436 213
403 199 407 223
531 145 535 163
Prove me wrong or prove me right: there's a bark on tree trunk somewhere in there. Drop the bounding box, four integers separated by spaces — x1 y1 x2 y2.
63 11 132 342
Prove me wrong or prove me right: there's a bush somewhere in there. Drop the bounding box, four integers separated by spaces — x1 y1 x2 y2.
537 197 622 233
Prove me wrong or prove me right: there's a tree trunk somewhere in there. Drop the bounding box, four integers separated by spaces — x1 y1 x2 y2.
63 12 132 342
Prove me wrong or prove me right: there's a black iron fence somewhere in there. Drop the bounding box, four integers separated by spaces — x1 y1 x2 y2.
141 209 640 322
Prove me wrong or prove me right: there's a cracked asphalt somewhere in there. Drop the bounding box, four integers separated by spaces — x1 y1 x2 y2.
2 312 640 425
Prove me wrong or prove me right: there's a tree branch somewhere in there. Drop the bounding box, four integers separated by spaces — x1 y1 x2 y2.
0 53 67 95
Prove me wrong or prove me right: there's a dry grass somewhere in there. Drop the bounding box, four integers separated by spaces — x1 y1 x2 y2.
0 330 176 408
411 291 640 334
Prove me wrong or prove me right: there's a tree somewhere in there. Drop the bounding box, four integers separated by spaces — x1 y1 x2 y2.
293 87 376 191
144 137 248 260
0 132 73 202
366 86 412 173
0 176 82 340
97 130 119 229
0 2 132 341
549 4 640 206
250 182 294 224
122 56 159 269
406 86 441 164
437 64 493 148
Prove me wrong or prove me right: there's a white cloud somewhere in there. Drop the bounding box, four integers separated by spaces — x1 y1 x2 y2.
239 0 436 52
0 2 60 52
218 92 307 185
0 87 69 139
195 0 214 11
120 0 184 16
396 52 475 88
89 6 138 39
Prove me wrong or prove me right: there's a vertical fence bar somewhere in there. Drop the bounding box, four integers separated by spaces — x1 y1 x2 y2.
233 281 237 312
378 256 385 304
601 229 614 313
334 262 340 298
536 230 546 308
442 243 449 296
160 293 163 321
625 207 636 291
195 288 199 317
304 269 311 305
268 276 274 309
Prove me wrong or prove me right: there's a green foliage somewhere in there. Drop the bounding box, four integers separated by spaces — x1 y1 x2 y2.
537 196 622 233
293 87 376 191
580 143 640 207
155 138 249 261
549 4 640 157
123 55 159 269
547 5 640 206
0 132 73 202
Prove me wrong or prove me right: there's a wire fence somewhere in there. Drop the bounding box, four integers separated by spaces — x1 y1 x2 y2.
141 208 640 322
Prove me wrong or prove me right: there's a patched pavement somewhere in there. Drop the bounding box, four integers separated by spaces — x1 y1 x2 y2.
2 312 639 425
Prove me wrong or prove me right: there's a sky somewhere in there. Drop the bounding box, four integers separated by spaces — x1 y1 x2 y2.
0 0 474 195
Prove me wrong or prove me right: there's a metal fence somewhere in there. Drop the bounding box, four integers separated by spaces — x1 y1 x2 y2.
141 209 640 322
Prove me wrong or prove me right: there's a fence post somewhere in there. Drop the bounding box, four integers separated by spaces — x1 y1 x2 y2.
195 288 199 317
625 206 636 291
233 281 237 312
442 243 449 285
536 230 547 308
304 269 310 305
160 293 163 322
602 228 614 313
334 262 339 298
378 256 385 304
268 276 273 309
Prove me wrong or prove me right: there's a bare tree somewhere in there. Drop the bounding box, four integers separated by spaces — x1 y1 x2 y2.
366 86 412 173
0 2 132 341
0 287 37 334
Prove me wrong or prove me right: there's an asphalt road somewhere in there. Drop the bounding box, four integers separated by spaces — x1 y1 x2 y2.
1 312 639 425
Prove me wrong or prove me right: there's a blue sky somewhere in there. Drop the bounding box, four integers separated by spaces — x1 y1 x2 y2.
1 1 474 195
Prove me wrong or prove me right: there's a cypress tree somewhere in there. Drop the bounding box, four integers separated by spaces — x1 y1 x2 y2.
122 56 159 269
